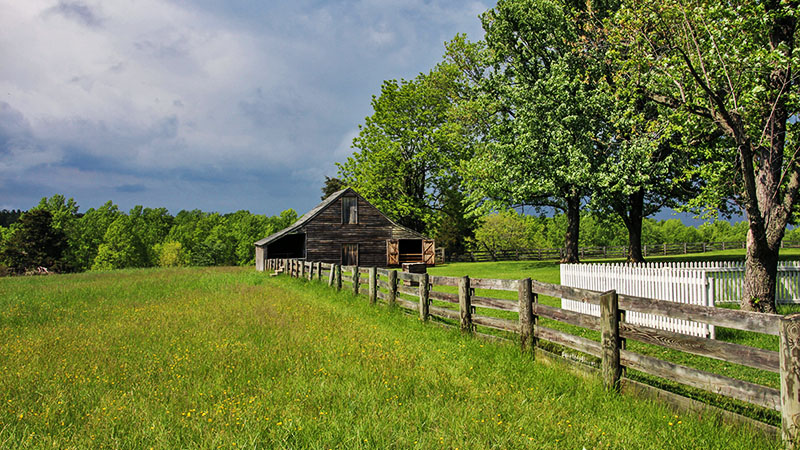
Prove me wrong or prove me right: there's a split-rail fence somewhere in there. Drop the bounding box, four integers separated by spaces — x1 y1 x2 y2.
266 258 800 447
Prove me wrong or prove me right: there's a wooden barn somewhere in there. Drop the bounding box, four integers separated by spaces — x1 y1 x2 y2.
254 188 434 270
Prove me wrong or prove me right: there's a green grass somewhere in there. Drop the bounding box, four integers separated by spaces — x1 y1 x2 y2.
427 252 800 424
0 267 780 449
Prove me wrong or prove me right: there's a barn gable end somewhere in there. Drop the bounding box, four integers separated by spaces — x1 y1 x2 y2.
254 188 434 270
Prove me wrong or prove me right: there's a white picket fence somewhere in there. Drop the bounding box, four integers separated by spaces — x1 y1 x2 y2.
560 261 800 339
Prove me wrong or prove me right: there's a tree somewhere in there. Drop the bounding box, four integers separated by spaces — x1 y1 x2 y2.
33 195 81 271
463 0 605 262
92 215 147 270
468 210 533 259
0 210 68 273
74 201 122 271
338 58 476 235
321 176 346 200
611 0 798 311
129 206 173 267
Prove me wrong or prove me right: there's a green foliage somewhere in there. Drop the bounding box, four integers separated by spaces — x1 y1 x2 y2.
0 210 68 273
320 176 346 200
91 215 147 270
338 56 477 236
74 201 122 271
468 210 533 255
154 241 185 267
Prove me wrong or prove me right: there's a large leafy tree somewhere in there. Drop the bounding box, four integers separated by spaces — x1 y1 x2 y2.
610 0 798 311
338 58 476 238
462 0 604 262
1 210 68 273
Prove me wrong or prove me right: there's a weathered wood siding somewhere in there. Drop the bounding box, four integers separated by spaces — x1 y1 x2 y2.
305 196 404 267
255 246 265 271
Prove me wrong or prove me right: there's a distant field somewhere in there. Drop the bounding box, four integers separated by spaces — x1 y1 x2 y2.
433 247 800 286
0 267 780 449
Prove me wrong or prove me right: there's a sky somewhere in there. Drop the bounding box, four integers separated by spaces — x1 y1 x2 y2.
0 0 490 216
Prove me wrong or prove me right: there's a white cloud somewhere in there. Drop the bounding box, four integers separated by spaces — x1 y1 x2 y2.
0 0 489 213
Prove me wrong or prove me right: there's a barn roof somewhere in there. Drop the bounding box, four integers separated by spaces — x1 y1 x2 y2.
254 187 425 247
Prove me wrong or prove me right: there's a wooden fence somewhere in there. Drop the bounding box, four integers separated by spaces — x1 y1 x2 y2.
448 240 800 263
265 257 800 447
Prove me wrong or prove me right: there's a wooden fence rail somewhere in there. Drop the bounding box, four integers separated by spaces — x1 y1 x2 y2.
268 258 799 447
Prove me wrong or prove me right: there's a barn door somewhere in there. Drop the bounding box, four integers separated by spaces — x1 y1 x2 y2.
422 240 435 265
387 239 399 266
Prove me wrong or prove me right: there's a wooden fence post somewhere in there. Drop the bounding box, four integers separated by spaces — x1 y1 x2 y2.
419 273 430 321
369 267 377 304
388 270 398 305
600 290 621 392
328 264 335 287
335 265 342 291
300 261 306 279
780 313 800 448
353 266 360 296
459 276 472 334
518 278 535 357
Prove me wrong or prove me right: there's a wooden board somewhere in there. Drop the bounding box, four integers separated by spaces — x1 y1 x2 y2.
535 303 601 331
535 326 602 358
470 277 519 291
396 299 418 311
620 349 780 411
472 314 517 332
429 305 460 321
617 294 781 335
531 280 600 304
471 295 518 312
429 290 458 304
429 275 460 287
620 322 779 373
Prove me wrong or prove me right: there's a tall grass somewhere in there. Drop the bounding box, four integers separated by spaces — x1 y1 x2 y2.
0 267 780 448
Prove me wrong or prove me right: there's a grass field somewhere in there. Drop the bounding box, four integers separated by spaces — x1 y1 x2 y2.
0 267 782 448
425 250 800 425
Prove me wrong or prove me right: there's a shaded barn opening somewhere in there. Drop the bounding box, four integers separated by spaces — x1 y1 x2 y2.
267 233 306 259
398 239 423 264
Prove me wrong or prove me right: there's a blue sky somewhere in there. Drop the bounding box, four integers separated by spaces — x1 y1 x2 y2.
0 0 489 216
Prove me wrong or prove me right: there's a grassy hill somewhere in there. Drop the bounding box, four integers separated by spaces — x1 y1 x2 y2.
0 267 780 448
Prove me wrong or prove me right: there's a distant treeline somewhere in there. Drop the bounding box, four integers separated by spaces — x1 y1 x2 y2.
0 195 298 275
465 209 799 256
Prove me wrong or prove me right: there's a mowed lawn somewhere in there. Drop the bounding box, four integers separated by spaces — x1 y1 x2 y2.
0 267 780 449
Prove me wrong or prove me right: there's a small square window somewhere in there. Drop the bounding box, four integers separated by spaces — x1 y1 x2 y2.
342 197 358 224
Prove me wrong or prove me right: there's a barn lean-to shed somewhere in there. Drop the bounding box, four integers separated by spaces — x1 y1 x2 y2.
254 188 434 271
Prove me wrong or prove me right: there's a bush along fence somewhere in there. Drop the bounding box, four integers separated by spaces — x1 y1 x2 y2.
448 240 800 262
267 258 800 447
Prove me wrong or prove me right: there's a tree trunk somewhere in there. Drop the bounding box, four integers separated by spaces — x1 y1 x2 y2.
562 191 580 263
625 190 645 263
742 228 779 313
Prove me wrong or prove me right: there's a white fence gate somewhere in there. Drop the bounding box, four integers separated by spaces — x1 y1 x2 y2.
560 261 800 339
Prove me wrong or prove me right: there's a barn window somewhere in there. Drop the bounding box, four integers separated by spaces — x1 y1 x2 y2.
342 243 358 265
342 197 358 224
